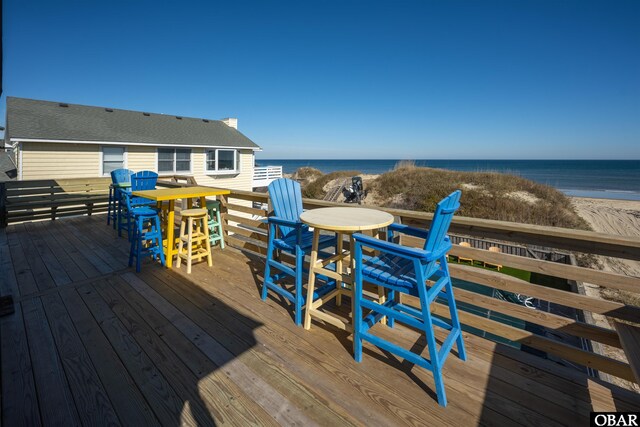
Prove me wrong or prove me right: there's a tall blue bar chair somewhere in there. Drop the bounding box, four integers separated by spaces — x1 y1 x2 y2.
119 171 158 240
352 190 466 407
262 178 337 326
108 168 133 229
126 199 165 272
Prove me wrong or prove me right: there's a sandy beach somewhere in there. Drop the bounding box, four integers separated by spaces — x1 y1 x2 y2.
570 196 640 390
570 197 640 277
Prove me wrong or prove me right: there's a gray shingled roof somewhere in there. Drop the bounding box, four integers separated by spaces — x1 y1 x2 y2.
5 97 260 149
0 151 17 182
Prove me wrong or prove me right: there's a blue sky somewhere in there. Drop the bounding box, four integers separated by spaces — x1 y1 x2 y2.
2 1 639 159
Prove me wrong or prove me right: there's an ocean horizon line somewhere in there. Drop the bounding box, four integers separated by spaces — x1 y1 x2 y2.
258 158 640 162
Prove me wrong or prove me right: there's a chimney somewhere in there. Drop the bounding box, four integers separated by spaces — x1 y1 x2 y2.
221 117 238 129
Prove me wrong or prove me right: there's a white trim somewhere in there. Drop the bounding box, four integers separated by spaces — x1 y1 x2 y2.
100 145 127 177
18 142 23 180
10 137 262 151
204 148 240 175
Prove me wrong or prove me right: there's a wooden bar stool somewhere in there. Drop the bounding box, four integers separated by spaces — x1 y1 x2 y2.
176 208 212 274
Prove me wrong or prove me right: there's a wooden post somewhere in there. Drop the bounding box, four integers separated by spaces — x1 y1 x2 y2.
0 183 7 228
219 194 229 240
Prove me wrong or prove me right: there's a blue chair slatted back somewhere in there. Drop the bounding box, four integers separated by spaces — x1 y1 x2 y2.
110 168 133 185
130 170 158 205
131 170 158 191
423 190 461 254
268 178 304 238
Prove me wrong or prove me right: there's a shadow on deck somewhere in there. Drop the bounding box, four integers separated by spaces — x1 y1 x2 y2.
1 215 638 426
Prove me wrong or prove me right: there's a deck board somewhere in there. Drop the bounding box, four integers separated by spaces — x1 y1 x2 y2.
32 221 88 283
21 297 80 426
59 287 159 427
2 215 640 426
77 281 189 425
0 303 41 427
119 272 323 427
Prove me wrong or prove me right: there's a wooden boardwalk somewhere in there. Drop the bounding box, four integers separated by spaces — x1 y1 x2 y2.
1 215 639 426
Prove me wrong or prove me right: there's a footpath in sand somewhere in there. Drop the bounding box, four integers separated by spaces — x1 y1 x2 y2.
570 197 640 391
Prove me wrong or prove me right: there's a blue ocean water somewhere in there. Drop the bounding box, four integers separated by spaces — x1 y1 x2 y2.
257 159 640 201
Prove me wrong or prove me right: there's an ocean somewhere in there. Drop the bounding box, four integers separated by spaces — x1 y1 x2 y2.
257 159 640 201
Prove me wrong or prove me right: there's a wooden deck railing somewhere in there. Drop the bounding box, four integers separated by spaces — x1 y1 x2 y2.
0 176 197 227
0 178 112 226
2 178 640 384
219 188 640 383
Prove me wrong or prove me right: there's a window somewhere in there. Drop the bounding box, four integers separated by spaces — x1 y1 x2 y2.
102 146 125 175
205 149 239 174
157 148 191 173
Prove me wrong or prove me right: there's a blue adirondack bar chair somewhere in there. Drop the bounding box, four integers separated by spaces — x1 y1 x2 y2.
108 168 133 229
262 178 337 326
119 171 158 239
124 197 165 272
352 190 466 407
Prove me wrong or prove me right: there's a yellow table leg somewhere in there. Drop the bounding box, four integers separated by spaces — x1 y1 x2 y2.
303 229 320 330
336 232 343 307
166 199 175 268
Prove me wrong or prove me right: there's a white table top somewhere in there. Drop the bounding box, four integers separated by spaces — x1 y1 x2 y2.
300 207 394 232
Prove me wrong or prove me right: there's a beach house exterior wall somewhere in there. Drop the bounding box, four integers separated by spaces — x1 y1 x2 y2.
17 141 255 190
5 97 261 190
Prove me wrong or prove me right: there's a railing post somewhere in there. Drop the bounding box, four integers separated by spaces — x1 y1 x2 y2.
0 183 7 228
219 194 229 240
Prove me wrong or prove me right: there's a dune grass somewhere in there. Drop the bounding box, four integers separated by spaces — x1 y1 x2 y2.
293 164 590 230
370 165 590 229
291 167 323 184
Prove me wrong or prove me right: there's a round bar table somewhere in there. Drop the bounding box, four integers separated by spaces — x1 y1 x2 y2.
300 207 394 332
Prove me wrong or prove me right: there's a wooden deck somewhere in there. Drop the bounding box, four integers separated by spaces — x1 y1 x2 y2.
1 215 639 426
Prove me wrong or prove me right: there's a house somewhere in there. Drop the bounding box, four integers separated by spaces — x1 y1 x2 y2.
3 97 260 190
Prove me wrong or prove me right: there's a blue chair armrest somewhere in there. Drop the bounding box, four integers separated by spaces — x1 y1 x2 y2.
267 216 306 229
388 223 430 240
353 233 434 261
